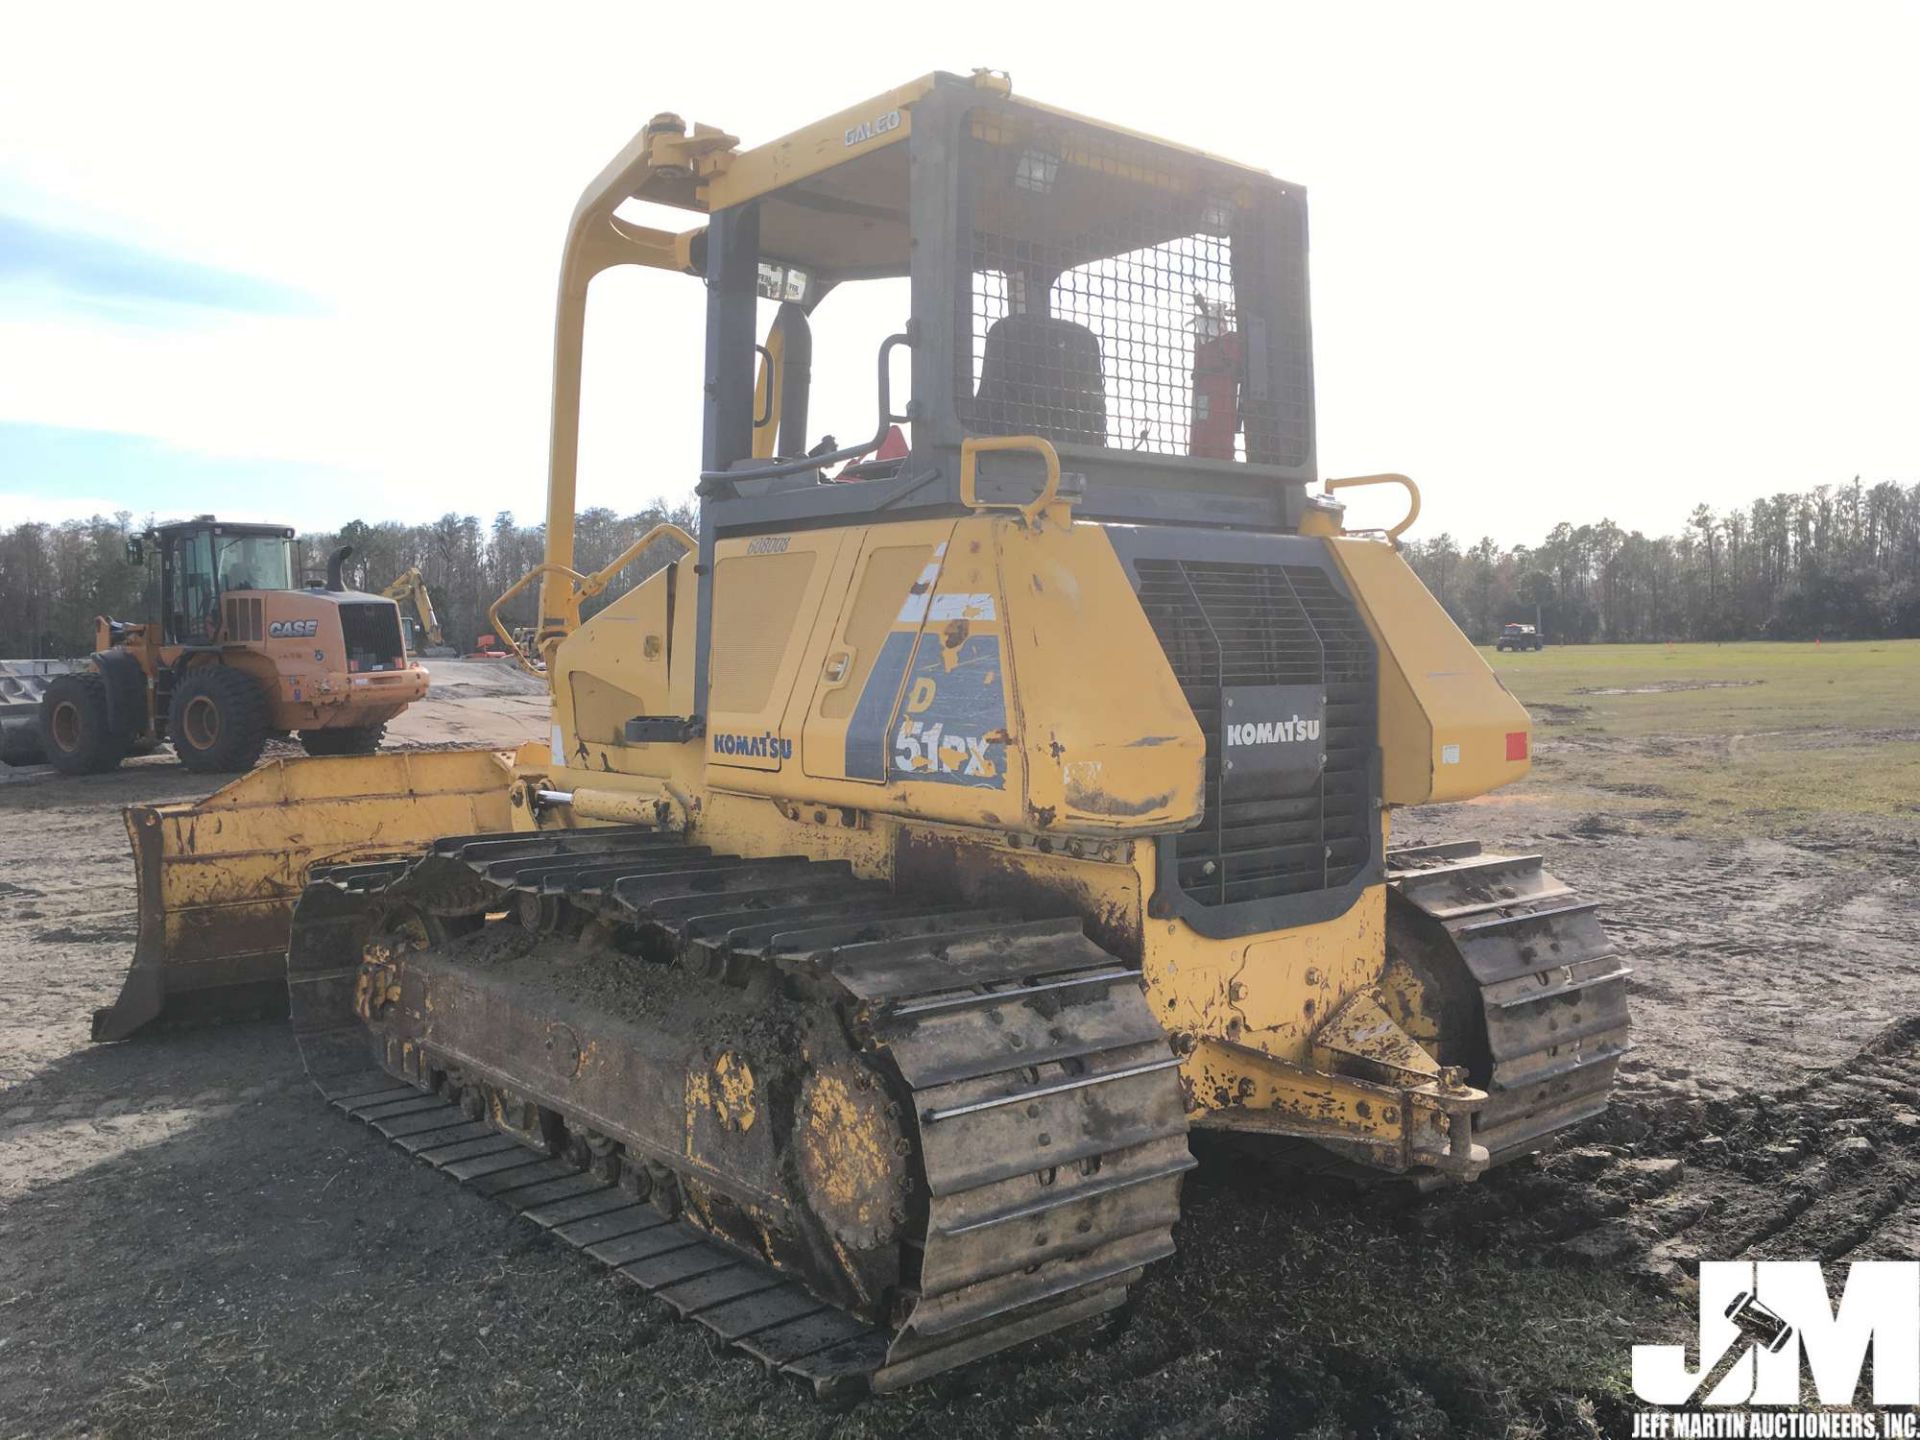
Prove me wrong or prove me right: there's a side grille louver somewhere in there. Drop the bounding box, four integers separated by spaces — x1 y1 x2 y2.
223 596 264 643
1134 559 1377 907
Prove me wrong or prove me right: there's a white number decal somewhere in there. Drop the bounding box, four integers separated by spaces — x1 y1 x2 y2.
894 719 996 778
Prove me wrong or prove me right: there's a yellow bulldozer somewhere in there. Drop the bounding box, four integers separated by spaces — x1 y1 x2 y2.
86 74 1629 1394
39 516 428 776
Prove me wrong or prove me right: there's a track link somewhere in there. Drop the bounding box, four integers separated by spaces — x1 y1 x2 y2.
288 824 1192 1396
1387 841 1632 1160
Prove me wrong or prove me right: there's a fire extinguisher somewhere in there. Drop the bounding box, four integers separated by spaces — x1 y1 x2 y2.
1189 294 1240 461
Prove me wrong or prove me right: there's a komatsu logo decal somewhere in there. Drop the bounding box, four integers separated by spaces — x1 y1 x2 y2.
268 619 319 638
712 731 793 760
1219 683 1325 795
1226 715 1321 747
844 108 901 147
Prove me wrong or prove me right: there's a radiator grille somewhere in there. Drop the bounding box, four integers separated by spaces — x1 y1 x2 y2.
338 602 405 673
1135 560 1376 906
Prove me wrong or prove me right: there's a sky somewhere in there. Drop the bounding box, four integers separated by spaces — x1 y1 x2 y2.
1 1 1915 545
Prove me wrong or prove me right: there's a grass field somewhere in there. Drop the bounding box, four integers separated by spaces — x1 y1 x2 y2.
1479 639 1920 828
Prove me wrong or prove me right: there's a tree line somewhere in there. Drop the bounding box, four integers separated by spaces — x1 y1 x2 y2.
1401 478 1919 643
301 502 698 650
1 477 1913 659
0 501 695 658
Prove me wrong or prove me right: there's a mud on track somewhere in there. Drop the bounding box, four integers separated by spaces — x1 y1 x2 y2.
3 703 1919 1434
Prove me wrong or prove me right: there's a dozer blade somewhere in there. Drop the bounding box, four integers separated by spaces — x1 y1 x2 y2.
90 749 515 1041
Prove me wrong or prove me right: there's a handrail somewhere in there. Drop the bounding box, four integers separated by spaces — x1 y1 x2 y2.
1324 473 1421 545
697 333 910 491
490 563 584 676
959 435 1063 526
490 522 696 677
577 522 696 600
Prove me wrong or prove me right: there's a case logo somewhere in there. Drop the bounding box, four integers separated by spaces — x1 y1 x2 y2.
268 619 319 639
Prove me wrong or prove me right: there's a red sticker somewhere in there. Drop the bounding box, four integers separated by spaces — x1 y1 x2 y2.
1505 731 1529 761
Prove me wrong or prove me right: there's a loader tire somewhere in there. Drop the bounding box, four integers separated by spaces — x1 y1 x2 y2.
40 672 126 775
298 723 385 757
168 665 270 774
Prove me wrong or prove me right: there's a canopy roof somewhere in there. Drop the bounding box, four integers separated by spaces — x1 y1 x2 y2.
584 71 1293 288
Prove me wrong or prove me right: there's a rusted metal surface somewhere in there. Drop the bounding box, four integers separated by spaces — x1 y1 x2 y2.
286 824 1192 1393
91 750 514 1040
1310 990 1442 1085
894 824 1144 964
1385 841 1631 1160
1186 1035 1487 1180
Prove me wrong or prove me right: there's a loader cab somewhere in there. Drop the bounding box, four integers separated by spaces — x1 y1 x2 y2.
147 519 296 645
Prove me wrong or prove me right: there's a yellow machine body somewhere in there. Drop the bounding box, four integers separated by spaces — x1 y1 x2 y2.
91 73 1630 1391
381 567 453 656
520 512 1532 1176
96 73 1569 1176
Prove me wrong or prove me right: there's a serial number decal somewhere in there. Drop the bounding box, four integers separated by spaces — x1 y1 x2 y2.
844 108 901 148
744 535 791 555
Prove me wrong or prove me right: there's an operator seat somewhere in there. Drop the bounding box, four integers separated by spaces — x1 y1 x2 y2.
972 313 1108 448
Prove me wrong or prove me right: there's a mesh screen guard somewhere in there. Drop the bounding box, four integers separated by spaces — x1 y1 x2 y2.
1134 559 1376 908
955 107 1312 469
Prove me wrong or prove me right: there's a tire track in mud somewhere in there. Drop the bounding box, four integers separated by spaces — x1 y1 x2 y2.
1498 821 1920 1108
1429 1017 1920 1292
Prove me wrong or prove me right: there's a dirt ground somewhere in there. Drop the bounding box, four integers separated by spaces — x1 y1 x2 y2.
3 649 1918 1438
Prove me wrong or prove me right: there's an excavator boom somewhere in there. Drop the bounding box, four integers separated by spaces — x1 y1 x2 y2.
381 567 453 655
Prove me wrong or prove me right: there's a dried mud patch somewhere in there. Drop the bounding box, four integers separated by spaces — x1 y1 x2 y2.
1573 680 1765 696
1528 701 1594 725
